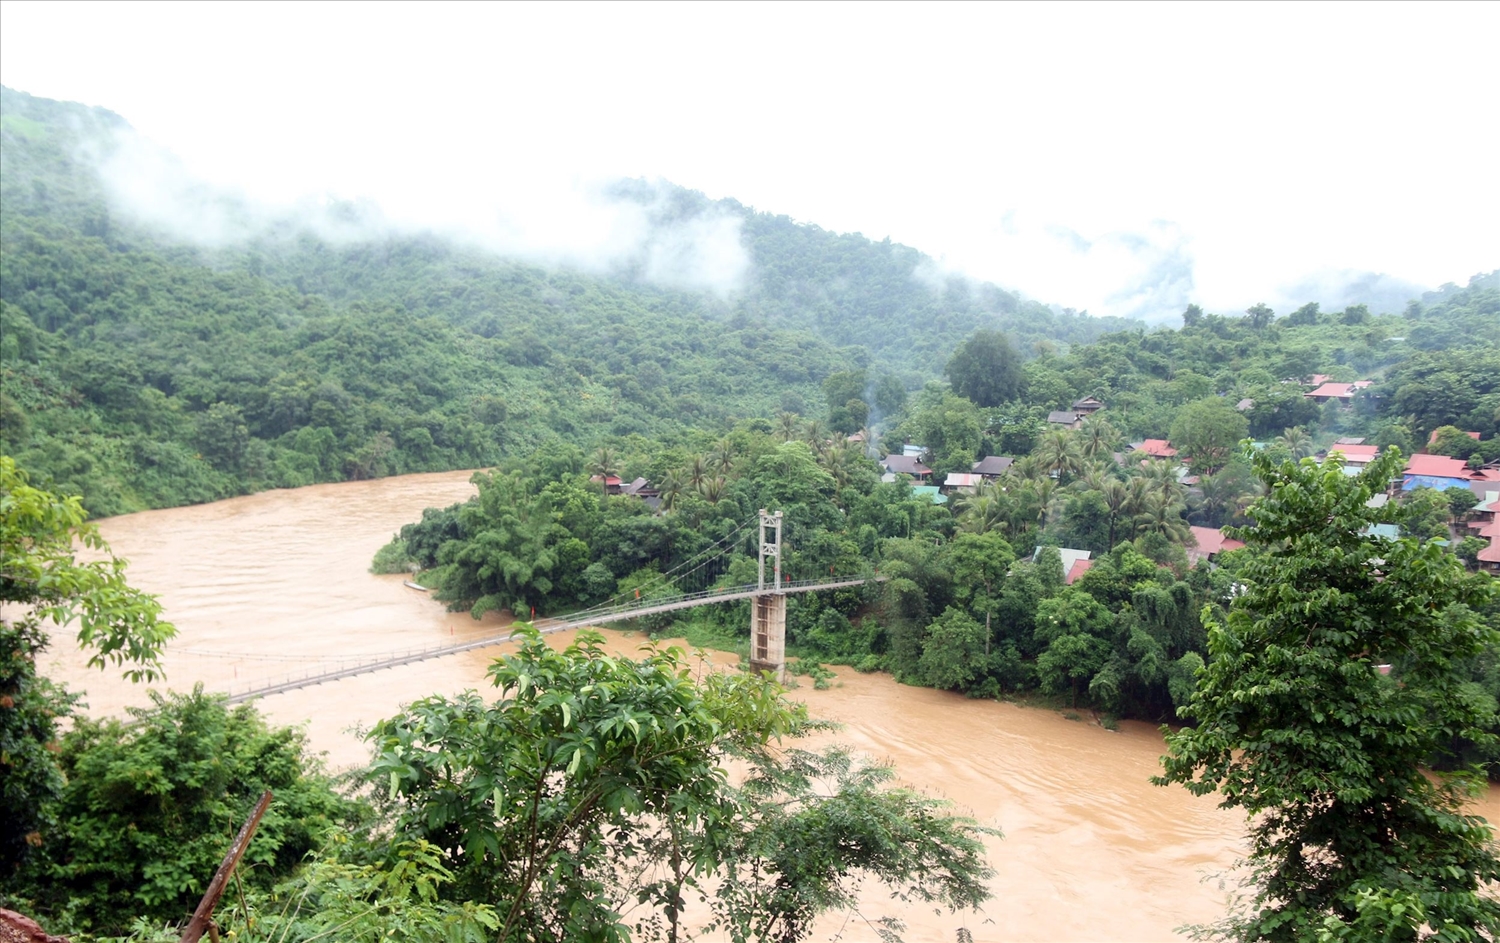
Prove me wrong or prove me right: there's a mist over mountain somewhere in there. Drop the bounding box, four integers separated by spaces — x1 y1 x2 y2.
2 86 1487 515
0 87 1123 512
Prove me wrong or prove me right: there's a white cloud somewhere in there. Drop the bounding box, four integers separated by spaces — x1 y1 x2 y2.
2 1 1496 317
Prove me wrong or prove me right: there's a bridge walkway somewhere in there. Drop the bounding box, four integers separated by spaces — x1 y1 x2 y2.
224 577 875 704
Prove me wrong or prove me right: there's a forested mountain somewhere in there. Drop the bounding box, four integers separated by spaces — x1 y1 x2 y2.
1 86 1130 515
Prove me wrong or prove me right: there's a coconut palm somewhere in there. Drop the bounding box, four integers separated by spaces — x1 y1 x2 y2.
957 485 1011 536
804 419 828 457
1139 459 1185 505
777 412 802 443
588 446 619 496
820 443 857 495
658 471 685 511
1073 461 1116 494
1011 454 1048 482
1016 476 1060 532
1190 466 1260 527
686 455 708 490
1078 415 1120 462
1035 429 1084 481
1123 475 1154 518
698 476 727 504
708 438 735 476
1100 477 1131 549
1134 492 1193 544
1276 426 1316 460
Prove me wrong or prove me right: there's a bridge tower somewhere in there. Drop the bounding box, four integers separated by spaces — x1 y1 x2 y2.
749 508 786 681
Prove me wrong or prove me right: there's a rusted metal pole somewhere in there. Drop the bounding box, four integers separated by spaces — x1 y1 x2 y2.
179 790 273 943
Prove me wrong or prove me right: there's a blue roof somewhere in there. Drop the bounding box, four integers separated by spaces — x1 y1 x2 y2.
1403 475 1474 491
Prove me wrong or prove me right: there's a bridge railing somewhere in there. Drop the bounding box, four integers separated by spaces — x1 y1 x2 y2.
222 573 883 703
560 575 876 625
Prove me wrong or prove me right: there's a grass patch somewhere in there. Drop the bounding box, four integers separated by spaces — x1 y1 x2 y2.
0 114 45 139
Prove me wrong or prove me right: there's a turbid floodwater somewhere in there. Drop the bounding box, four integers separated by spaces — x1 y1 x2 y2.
30 470 1500 941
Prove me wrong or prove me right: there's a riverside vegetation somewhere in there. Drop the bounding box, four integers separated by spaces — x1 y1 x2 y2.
4 85 1500 939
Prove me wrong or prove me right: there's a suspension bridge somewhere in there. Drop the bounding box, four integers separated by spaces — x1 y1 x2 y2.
219 510 879 704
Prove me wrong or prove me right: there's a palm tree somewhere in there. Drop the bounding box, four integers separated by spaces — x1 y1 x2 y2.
1123 475 1154 518
1140 459 1185 505
1100 478 1131 549
658 470 685 511
1134 492 1193 544
777 412 801 443
1036 430 1083 481
820 443 856 496
686 455 708 491
1190 467 1259 527
698 476 727 504
1079 415 1120 462
958 486 1010 536
588 446 619 496
1276 426 1316 460
708 438 735 477
804 419 828 457
1011 454 1048 482
1073 461 1115 494
1016 477 1060 533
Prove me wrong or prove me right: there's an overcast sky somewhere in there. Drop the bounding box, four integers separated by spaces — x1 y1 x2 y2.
2 1 1496 320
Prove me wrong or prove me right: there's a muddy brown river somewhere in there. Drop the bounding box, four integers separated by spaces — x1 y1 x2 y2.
30 471 1500 940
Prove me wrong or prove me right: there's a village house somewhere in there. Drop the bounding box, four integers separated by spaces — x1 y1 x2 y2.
1133 439 1178 459
1326 443 1381 470
1469 491 1500 573
971 455 1015 479
1404 453 1480 492
1304 380 1373 405
1186 526 1245 567
880 453 932 481
1047 410 1086 430
941 472 984 495
1031 546 1093 585
1428 428 1482 446
1046 397 1106 431
591 475 661 508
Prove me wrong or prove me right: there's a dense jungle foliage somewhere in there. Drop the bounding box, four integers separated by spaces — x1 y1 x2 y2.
1 86 1129 516
3 460 993 941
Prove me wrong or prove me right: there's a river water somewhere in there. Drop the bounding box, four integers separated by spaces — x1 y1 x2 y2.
31 470 1500 941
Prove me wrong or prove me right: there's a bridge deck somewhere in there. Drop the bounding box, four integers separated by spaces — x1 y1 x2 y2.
224 577 876 704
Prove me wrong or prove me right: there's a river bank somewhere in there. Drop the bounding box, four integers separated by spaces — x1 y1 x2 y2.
28 470 1497 940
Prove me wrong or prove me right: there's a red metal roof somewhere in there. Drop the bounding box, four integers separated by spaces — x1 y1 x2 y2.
1404 454 1471 479
1328 444 1380 461
1306 382 1357 399
1065 559 1095 585
1140 439 1178 458
1189 526 1245 556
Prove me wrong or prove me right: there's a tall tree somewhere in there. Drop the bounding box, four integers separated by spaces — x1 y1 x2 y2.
0 457 177 880
1156 449 1500 939
1170 397 1250 475
945 329 1026 407
368 628 994 942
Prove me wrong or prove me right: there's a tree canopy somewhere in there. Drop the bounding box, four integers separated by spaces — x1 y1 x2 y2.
945 329 1026 407
367 627 994 942
1157 448 1500 939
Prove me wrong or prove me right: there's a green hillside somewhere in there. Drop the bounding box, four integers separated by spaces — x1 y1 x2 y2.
0 86 1130 515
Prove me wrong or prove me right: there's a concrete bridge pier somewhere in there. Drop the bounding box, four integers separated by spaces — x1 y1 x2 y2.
749 592 787 682
748 508 787 682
